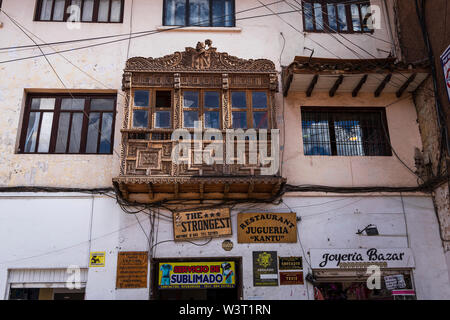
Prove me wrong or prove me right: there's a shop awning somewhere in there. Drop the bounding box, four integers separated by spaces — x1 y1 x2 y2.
282 57 430 97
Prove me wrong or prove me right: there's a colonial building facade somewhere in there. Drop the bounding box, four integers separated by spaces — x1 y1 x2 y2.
0 0 449 300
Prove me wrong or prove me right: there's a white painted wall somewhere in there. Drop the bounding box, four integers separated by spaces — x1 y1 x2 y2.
1 193 448 300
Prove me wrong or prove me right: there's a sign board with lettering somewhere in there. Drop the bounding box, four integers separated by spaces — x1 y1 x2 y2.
440 44 450 102
116 251 148 289
280 272 304 285
89 251 105 267
384 274 406 291
238 213 297 243
158 261 236 289
279 257 303 270
253 251 278 286
173 208 232 241
310 248 415 269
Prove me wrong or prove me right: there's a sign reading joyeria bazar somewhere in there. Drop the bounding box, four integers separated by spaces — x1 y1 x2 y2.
238 213 297 243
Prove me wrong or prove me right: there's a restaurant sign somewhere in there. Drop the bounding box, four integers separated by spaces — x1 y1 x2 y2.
310 248 415 269
158 261 236 289
238 213 297 243
173 208 232 241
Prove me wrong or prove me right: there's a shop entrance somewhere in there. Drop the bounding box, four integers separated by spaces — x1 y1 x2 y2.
151 257 242 301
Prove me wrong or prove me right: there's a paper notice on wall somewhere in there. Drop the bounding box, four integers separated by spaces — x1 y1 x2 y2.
441 44 450 102
384 274 406 291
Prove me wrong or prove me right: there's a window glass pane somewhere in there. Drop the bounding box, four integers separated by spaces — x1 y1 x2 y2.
252 92 267 109
337 4 348 31
183 111 199 128
40 0 53 20
37 112 54 153
55 112 70 152
302 116 331 156
53 0 65 21
351 4 361 31
98 0 110 22
91 98 115 111
82 0 94 21
24 112 41 152
31 98 55 110
303 2 314 31
155 91 171 108
224 0 233 27
61 98 85 110
69 113 83 153
133 110 148 128
361 5 371 31
165 0 186 26
111 0 122 22
189 0 210 26
231 92 246 109
253 111 268 129
314 3 324 30
335 119 364 156
205 111 220 129
86 112 100 153
204 91 220 108
327 4 338 32
212 0 233 26
155 111 171 128
183 91 199 108
99 113 113 153
134 90 149 107
232 111 247 129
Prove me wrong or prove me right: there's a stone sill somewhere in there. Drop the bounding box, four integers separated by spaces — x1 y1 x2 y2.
156 26 242 33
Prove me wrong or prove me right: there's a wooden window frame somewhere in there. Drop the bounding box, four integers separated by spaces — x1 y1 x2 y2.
34 0 125 23
162 0 236 27
19 93 117 155
181 89 222 130
301 0 373 34
231 89 271 130
131 88 174 129
301 106 392 157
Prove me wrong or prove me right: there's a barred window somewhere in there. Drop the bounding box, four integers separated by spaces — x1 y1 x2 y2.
302 0 372 33
301 107 392 156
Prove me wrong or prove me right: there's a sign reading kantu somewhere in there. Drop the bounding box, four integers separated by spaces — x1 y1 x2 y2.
238 213 297 243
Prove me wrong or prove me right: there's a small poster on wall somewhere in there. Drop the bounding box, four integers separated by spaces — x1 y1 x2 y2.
253 251 278 286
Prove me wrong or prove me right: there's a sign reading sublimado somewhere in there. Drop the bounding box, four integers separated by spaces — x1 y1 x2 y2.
158 261 236 289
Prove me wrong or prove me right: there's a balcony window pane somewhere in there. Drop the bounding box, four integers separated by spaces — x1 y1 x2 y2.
37 112 54 153
133 110 148 128
31 98 55 110
204 91 220 108
24 112 41 152
327 4 338 32
82 0 94 21
91 98 115 111
155 91 171 108
99 113 113 153
314 3 324 30
189 0 210 26
53 0 66 21
183 91 199 108
61 98 85 110
205 111 220 129
68 113 83 153
98 0 110 22
86 112 100 153
55 113 70 152
232 111 247 129
252 92 267 109
303 2 314 31
253 111 268 129
134 90 149 107
155 111 171 128
183 111 199 128
337 4 348 31
165 0 186 26
111 0 122 22
231 91 246 109
40 0 53 20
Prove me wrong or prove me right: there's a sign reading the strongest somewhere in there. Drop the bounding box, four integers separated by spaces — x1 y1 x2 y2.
173 208 232 241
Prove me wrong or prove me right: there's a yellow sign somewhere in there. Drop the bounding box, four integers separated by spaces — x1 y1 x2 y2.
238 213 297 243
89 252 105 267
158 261 236 289
173 208 232 241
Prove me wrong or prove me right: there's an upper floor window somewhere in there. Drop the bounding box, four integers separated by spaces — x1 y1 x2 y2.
19 94 116 154
302 0 372 33
35 0 124 23
301 107 392 156
132 89 173 129
163 0 235 27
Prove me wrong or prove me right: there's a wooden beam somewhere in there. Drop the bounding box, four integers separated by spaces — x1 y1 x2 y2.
396 73 417 97
224 183 230 199
174 183 179 198
352 74 368 97
329 75 344 97
374 74 392 97
306 75 319 97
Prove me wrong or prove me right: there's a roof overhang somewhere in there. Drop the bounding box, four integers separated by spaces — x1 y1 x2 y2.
282 57 430 98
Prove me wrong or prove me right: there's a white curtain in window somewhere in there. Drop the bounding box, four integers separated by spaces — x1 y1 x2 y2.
98 0 110 22
53 0 65 21
82 0 94 21
40 0 53 20
110 0 122 22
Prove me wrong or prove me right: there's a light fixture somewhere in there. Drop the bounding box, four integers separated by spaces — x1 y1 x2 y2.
356 224 379 236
